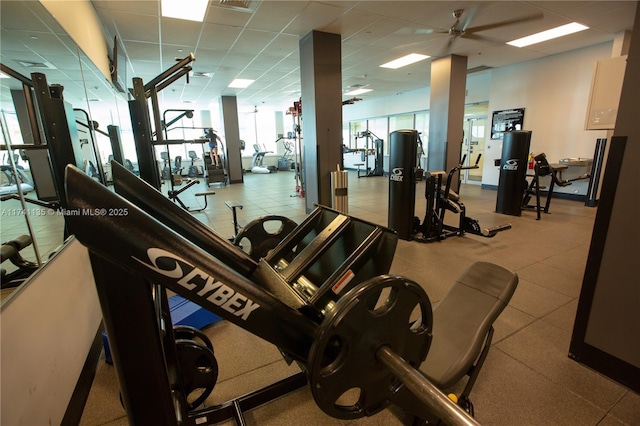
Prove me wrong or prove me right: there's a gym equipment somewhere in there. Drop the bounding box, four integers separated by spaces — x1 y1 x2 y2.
419 157 506 240
522 153 590 219
129 54 195 191
278 137 295 171
187 150 202 177
250 143 272 174
175 339 219 410
204 151 227 186
389 130 510 242
414 155 512 242
65 163 517 425
234 215 298 261
0 154 34 196
287 100 305 197
1 234 40 289
355 130 384 177
496 130 532 216
160 151 171 180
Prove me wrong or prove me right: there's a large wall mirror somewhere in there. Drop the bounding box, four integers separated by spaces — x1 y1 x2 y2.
0 0 131 301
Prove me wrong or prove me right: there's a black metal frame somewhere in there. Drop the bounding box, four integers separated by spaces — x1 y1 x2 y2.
65 161 481 425
416 155 511 242
129 55 195 191
73 108 108 185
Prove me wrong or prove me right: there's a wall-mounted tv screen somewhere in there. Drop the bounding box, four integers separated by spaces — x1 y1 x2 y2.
110 35 127 94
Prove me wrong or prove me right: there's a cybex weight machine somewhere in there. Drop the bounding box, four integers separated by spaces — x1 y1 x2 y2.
65 160 517 425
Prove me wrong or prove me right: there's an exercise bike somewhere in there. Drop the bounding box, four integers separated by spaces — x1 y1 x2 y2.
413 154 512 242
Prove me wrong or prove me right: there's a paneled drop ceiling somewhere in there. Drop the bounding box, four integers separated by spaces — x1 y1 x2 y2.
0 1 637 115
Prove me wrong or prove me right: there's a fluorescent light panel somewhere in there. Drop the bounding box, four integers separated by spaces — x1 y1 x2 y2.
228 78 254 88
344 88 372 96
380 53 430 69
161 0 208 22
507 22 589 48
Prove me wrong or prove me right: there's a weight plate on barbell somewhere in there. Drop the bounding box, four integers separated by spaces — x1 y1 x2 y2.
176 339 219 411
234 215 297 261
173 325 214 352
307 275 432 420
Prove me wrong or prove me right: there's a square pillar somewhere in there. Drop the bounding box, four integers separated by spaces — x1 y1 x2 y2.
299 30 343 213
427 54 467 190
220 96 243 183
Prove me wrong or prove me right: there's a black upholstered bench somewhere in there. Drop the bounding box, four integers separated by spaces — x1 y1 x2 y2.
420 261 518 415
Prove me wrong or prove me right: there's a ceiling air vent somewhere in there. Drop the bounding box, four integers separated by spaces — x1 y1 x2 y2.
467 65 493 74
17 60 56 69
192 71 213 78
218 0 253 11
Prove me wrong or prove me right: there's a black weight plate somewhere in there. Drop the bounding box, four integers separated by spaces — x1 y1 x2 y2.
173 325 214 352
176 339 219 411
234 215 297 260
308 275 432 420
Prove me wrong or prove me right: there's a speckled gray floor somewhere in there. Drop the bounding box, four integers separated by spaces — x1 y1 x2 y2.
57 170 639 425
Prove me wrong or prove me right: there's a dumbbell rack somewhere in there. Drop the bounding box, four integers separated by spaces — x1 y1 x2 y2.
65 163 477 426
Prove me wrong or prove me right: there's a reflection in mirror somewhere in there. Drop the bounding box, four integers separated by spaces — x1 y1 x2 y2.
0 102 44 298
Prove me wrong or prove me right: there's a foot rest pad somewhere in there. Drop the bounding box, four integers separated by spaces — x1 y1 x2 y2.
225 200 243 210
420 262 518 389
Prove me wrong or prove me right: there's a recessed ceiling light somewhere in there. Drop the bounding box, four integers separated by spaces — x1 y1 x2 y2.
161 0 208 22
344 88 372 96
380 53 430 69
228 79 254 88
507 22 589 48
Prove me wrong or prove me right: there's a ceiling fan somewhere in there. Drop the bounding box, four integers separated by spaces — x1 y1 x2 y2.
437 7 544 55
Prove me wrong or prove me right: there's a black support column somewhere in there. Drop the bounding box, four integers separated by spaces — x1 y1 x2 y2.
299 30 343 213
427 54 467 192
220 96 243 184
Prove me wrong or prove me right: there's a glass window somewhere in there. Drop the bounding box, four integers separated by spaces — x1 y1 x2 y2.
415 111 429 159
349 120 367 149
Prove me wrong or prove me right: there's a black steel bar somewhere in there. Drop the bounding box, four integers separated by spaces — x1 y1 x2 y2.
107 125 124 164
1 63 33 86
129 77 161 189
144 53 195 93
185 372 307 426
31 72 84 209
149 86 164 144
156 67 192 93
376 345 480 426
111 161 257 277
74 108 107 186
280 214 351 282
66 165 317 362
90 256 180 425
22 78 44 145
264 208 324 262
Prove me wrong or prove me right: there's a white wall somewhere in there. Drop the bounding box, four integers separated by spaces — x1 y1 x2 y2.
0 238 102 425
482 42 612 186
342 43 615 190
343 71 492 122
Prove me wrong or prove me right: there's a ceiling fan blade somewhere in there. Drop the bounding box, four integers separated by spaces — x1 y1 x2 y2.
465 13 544 35
440 36 458 57
461 5 480 31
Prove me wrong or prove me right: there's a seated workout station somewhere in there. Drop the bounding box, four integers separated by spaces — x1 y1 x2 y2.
1 2 638 426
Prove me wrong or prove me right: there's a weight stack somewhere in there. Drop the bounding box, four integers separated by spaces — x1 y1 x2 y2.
496 130 532 216
388 130 418 240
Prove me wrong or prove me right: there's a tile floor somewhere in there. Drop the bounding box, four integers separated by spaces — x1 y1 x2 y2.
4 169 638 425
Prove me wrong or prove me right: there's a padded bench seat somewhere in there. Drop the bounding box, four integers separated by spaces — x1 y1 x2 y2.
421 261 518 390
